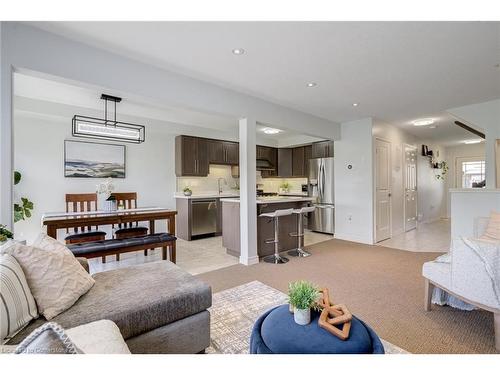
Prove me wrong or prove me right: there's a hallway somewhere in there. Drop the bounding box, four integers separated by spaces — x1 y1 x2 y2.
377 219 450 253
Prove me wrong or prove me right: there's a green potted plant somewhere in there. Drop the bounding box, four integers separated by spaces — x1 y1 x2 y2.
0 224 13 244
183 186 192 196
288 280 321 325
13 171 34 223
279 181 291 194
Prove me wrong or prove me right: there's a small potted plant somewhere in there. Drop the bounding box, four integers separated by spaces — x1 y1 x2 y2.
288 280 321 325
183 186 192 196
0 224 13 245
279 181 291 194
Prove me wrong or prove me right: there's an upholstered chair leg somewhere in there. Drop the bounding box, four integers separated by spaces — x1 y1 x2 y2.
424 279 434 311
102 256 106 263
116 253 120 261
162 246 167 261
494 313 500 352
144 249 148 256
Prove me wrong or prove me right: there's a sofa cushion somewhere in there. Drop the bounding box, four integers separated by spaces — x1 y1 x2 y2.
14 322 81 354
0 254 38 343
3 234 95 320
65 320 130 354
6 260 211 344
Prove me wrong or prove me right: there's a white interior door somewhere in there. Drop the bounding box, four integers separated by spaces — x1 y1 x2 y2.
404 145 417 232
375 139 391 242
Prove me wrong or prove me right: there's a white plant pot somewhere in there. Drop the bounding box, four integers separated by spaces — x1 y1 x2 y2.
294 308 311 325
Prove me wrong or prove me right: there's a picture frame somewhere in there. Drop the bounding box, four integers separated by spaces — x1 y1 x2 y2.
64 140 126 178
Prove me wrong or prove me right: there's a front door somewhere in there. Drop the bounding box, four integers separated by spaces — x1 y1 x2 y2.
404 145 418 232
375 139 391 242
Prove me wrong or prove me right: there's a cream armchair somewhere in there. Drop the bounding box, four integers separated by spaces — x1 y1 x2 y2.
422 217 500 351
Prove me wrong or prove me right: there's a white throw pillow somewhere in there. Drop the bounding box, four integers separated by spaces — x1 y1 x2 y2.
3 234 94 320
480 211 500 242
0 254 39 344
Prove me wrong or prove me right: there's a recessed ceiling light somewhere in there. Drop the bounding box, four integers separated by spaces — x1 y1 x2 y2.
232 48 245 55
429 125 437 129
412 118 435 127
306 82 317 88
352 103 359 107
463 139 482 144
262 127 282 135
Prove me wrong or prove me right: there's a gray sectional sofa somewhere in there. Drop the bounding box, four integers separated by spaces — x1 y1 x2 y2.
6 260 212 354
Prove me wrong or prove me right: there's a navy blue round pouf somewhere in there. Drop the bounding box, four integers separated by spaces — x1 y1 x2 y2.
250 305 384 354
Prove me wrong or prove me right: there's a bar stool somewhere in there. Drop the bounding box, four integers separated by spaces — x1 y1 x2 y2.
260 208 294 264
288 206 316 257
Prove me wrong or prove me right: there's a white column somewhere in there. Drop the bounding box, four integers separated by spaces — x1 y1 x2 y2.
0 23 13 229
239 117 259 265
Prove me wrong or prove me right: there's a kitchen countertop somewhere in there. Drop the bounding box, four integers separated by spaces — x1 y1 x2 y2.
221 196 315 204
175 192 240 199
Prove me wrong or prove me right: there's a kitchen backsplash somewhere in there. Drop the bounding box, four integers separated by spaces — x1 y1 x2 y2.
176 165 240 194
176 165 307 194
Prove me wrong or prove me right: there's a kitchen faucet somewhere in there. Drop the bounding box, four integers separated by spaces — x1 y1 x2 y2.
217 178 227 194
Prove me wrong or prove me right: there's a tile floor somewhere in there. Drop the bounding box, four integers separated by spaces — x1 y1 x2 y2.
88 229 334 275
377 219 450 253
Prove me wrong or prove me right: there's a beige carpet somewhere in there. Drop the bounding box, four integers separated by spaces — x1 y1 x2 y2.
199 239 497 354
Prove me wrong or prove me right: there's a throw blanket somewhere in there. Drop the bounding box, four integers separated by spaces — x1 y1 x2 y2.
463 237 500 305
430 251 477 310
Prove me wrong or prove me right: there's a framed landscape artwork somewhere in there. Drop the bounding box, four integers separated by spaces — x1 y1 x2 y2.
64 140 126 178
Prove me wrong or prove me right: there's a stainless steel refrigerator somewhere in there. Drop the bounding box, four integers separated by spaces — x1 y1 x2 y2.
308 157 334 234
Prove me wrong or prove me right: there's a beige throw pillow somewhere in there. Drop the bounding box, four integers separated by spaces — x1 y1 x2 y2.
3 234 94 320
480 211 500 242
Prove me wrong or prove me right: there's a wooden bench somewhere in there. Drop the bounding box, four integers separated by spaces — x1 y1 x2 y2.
67 233 177 263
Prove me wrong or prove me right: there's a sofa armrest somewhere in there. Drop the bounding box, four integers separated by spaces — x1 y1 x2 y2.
76 257 89 273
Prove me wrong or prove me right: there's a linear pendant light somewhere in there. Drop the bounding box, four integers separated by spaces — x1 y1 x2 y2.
72 94 146 143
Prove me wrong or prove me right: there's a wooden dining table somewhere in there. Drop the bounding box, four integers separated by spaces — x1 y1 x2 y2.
41 207 177 240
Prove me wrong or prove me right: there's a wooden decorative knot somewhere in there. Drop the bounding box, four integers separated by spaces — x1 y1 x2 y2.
317 288 352 340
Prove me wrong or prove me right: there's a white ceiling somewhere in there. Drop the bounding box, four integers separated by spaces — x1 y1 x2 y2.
392 112 484 147
28 21 500 129
14 73 323 146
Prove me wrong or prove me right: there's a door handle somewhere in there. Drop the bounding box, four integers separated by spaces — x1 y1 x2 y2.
388 193 392 197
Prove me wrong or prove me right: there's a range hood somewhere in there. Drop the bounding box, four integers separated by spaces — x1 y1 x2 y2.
230 159 275 177
256 159 276 171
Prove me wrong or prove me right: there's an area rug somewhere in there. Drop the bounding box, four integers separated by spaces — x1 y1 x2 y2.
207 280 408 354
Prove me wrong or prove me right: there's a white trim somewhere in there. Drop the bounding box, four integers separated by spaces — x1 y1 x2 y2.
334 232 375 245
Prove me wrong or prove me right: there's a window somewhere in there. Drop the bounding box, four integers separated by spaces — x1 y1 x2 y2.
457 157 486 188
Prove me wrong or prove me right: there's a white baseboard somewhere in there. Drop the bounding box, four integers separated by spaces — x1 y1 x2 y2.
334 232 374 245
240 255 259 266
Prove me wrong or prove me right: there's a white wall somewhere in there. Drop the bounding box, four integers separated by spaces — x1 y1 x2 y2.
448 99 500 189
334 118 374 244
444 143 486 217
450 189 500 239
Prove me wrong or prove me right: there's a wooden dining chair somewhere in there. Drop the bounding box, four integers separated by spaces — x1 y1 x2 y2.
112 192 149 261
65 193 107 246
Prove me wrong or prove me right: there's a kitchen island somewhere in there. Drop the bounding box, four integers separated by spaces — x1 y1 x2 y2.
220 196 315 258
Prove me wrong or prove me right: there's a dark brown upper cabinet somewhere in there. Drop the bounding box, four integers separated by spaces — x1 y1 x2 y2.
175 135 209 177
257 146 278 178
208 140 239 165
311 140 334 159
303 145 312 177
277 148 293 177
292 146 305 177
